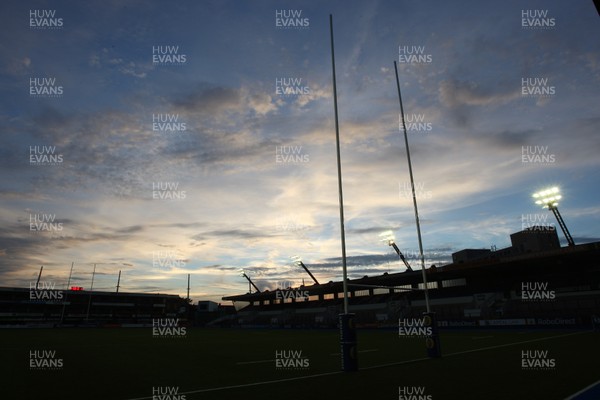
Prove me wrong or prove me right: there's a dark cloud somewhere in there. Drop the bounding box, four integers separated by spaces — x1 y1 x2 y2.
192 227 277 243
0 219 156 275
173 86 241 115
309 251 453 273
116 225 145 234
486 129 532 149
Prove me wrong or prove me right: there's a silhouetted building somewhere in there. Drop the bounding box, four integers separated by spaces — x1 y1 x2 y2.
197 300 219 312
452 227 561 262
510 226 560 254
222 229 600 329
452 249 491 264
0 288 187 326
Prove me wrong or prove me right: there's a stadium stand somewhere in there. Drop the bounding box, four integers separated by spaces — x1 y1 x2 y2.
222 228 600 329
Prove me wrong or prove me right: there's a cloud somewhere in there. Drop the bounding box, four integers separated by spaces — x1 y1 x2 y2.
3 57 32 76
172 85 279 120
88 48 150 78
293 83 330 108
248 91 278 115
438 79 520 108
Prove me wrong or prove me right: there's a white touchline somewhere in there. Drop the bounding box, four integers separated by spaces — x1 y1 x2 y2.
563 378 600 400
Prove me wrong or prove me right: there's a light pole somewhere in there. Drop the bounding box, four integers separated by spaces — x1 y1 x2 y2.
379 231 413 272
291 256 320 285
85 263 96 321
240 270 261 294
532 187 575 247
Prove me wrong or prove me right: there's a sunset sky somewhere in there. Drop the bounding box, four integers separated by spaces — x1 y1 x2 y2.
1 0 599 303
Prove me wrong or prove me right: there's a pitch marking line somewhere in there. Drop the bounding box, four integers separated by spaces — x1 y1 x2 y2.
124 370 344 399
329 348 379 356
443 330 583 360
564 378 600 400
124 330 587 399
236 359 273 365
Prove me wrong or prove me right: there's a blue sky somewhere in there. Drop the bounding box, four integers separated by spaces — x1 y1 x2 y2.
1 0 599 303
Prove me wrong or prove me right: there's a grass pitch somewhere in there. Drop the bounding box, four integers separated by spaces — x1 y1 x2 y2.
2 328 599 400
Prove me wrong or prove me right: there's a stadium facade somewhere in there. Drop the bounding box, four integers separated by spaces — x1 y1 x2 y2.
222 227 600 329
0 288 189 326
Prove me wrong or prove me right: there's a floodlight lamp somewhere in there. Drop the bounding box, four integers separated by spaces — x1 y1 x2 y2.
379 230 395 245
291 255 302 264
533 187 562 209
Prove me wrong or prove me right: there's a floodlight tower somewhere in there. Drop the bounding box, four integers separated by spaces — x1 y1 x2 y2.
532 187 575 247
379 231 413 272
240 271 261 293
291 256 320 285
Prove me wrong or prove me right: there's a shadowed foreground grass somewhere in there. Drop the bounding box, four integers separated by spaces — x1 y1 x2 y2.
2 328 598 400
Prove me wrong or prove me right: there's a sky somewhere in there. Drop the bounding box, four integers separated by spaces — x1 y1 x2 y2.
0 0 599 304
